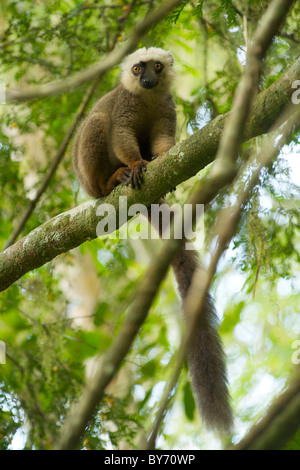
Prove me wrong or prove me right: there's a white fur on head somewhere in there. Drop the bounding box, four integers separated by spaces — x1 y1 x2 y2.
121 47 175 95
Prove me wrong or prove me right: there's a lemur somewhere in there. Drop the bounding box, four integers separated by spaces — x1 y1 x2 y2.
73 47 233 433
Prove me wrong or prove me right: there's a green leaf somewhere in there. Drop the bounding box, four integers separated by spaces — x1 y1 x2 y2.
283 427 300 450
183 381 196 421
141 360 157 377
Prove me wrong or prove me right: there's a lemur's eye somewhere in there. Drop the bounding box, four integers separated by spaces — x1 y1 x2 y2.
154 62 162 71
132 65 140 74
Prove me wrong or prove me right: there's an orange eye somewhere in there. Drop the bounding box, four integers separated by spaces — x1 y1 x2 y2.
155 62 162 71
132 65 140 74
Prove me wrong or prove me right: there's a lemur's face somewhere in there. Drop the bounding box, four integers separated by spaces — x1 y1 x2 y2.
131 60 164 89
121 47 175 95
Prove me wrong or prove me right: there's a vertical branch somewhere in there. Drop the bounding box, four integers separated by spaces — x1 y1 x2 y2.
142 0 296 448
211 0 295 182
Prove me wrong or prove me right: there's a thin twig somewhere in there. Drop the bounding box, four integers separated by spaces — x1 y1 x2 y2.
211 0 295 182
4 79 100 249
6 0 182 103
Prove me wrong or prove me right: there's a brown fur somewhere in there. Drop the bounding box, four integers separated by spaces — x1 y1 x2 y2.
149 201 232 433
72 48 232 433
73 65 176 197
172 249 232 432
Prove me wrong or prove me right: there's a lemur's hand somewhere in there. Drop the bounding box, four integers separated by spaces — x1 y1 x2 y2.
129 160 147 190
117 167 132 186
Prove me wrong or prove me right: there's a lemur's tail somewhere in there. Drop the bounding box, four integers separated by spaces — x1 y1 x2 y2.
147 200 232 432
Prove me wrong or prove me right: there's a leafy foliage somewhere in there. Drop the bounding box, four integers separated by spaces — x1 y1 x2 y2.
0 0 300 450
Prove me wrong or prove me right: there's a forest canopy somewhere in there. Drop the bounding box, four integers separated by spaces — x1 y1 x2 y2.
0 0 300 451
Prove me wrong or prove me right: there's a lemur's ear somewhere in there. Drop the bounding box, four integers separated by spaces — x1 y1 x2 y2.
167 51 174 66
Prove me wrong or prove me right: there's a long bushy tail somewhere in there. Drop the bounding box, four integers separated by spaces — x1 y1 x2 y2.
147 201 232 433
172 248 232 433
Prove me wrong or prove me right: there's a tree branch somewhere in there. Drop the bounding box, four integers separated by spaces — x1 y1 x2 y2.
4 79 100 249
5 0 182 103
232 368 300 450
211 0 295 182
4 0 139 249
0 56 299 293
143 104 300 449
53 228 182 450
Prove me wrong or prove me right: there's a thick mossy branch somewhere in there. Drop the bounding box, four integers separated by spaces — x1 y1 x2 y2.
0 56 299 292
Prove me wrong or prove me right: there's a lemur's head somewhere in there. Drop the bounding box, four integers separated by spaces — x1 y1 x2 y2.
121 47 175 95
